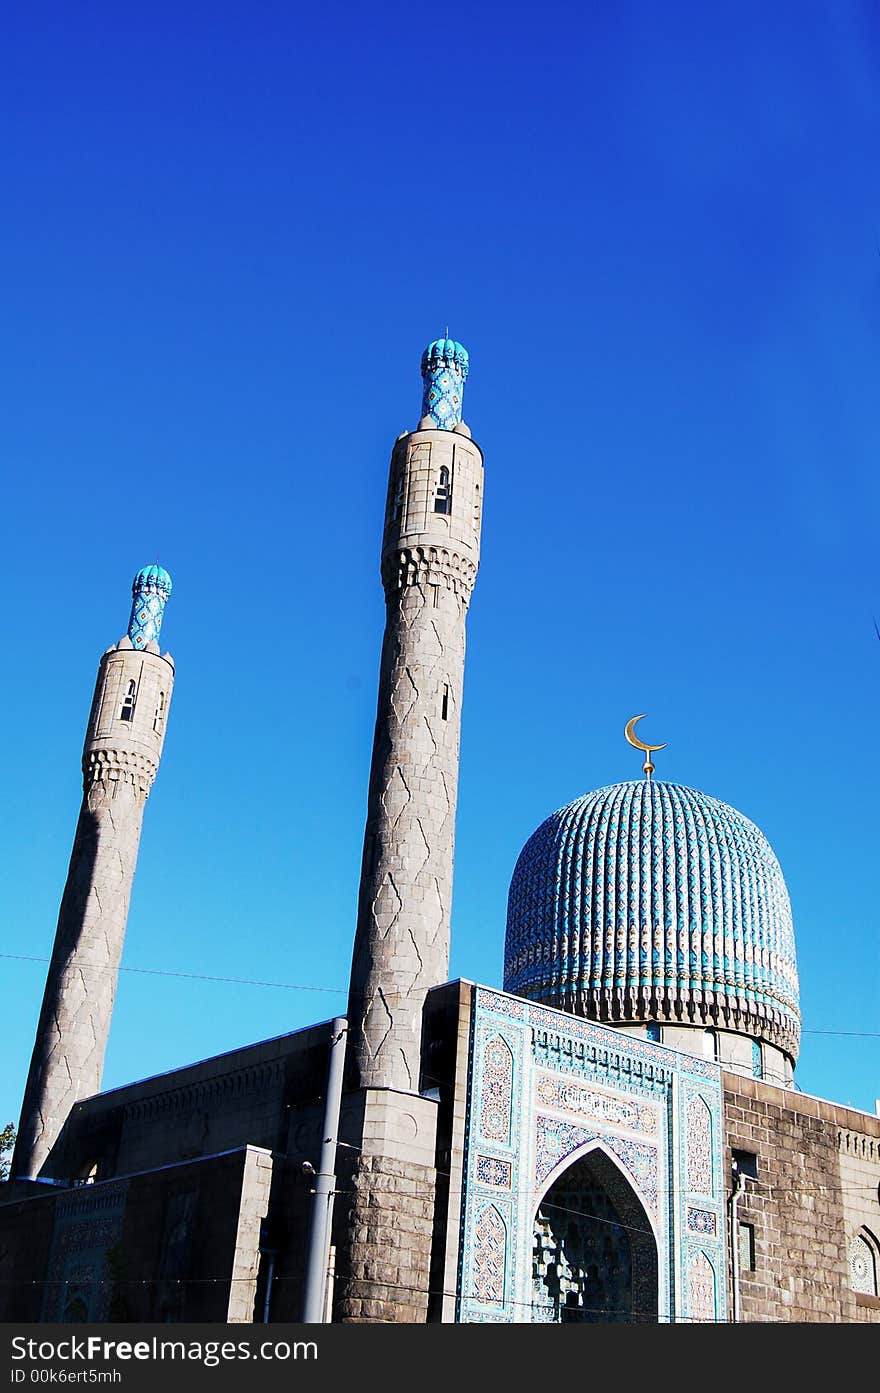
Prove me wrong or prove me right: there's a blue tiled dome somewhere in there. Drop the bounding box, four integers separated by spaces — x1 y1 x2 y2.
504 780 800 1061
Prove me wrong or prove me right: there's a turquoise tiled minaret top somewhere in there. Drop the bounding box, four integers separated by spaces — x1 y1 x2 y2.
420 338 469 429
127 564 172 649
503 780 801 1062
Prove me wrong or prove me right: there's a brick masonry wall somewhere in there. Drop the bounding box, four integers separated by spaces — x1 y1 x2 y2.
723 1075 880 1322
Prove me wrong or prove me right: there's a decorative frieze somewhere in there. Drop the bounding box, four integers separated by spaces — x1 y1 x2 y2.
121 1060 286 1124
381 545 477 598
83 748 157 800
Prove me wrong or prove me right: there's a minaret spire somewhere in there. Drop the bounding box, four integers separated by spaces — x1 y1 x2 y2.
12 567 176 1179
419 337 469 431
339 339 484 1322
126 563 172 649
347 339 483 1092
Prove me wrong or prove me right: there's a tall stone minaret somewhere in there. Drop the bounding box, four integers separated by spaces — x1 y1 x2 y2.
347 338 483 1093
13 566 175 1180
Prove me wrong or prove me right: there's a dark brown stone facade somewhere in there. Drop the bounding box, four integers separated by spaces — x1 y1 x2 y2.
723 1074 880 1323
0 1147 271 1323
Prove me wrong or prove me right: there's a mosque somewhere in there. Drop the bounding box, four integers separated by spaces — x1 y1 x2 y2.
1 342 878 1324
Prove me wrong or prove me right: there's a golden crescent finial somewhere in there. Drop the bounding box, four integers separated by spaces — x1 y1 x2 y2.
624 714 667 781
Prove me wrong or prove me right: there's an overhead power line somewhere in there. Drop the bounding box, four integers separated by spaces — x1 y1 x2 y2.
1 954 878 1038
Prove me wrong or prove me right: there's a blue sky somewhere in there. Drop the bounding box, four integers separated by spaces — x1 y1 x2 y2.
2 2 878 1129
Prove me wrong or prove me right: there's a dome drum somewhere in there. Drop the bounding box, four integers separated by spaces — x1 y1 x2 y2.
507 980 799 1061
504 780 801 1066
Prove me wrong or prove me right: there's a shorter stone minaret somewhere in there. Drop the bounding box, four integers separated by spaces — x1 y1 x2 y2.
13 566 175 1180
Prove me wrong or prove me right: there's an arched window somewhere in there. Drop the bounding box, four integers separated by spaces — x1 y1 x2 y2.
850 1230 879 1296
393 471 405 521
153 690 166 733
434 466 451 514
119 679 137 722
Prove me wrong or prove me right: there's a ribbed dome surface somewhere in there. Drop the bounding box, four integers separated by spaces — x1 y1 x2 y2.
504 780 800 1060
132 564 172 595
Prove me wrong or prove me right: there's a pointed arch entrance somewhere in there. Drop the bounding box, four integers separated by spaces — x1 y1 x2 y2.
531 1145 658 1322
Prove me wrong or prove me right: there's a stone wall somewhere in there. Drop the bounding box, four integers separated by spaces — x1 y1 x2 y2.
334 1090 440 1323
723 1075 880 1323
0 1183 58 1321
838 1124 880 1324
0 1147 273 1324
44 1021 329 1183
335 1151 437 1322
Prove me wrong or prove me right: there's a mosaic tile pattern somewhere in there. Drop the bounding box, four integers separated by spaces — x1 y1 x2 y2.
476 1156 512 1189
504 780 801 1060
420 338 469 430
472 1205 506 1305
458 986 728 1324
536 1074 660 1135
688 1250 716 1322
686 1094 713 1197
481 1036 513 1142
127 564 172 650
687 1207 717 1236
531 1018 676 1098
533 1116 660 1217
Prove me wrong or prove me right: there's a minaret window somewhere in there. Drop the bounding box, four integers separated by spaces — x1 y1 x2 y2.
434 466 451 515
441 684 450 720
119 679 137 722
393 472 405 522
153 691 166 733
